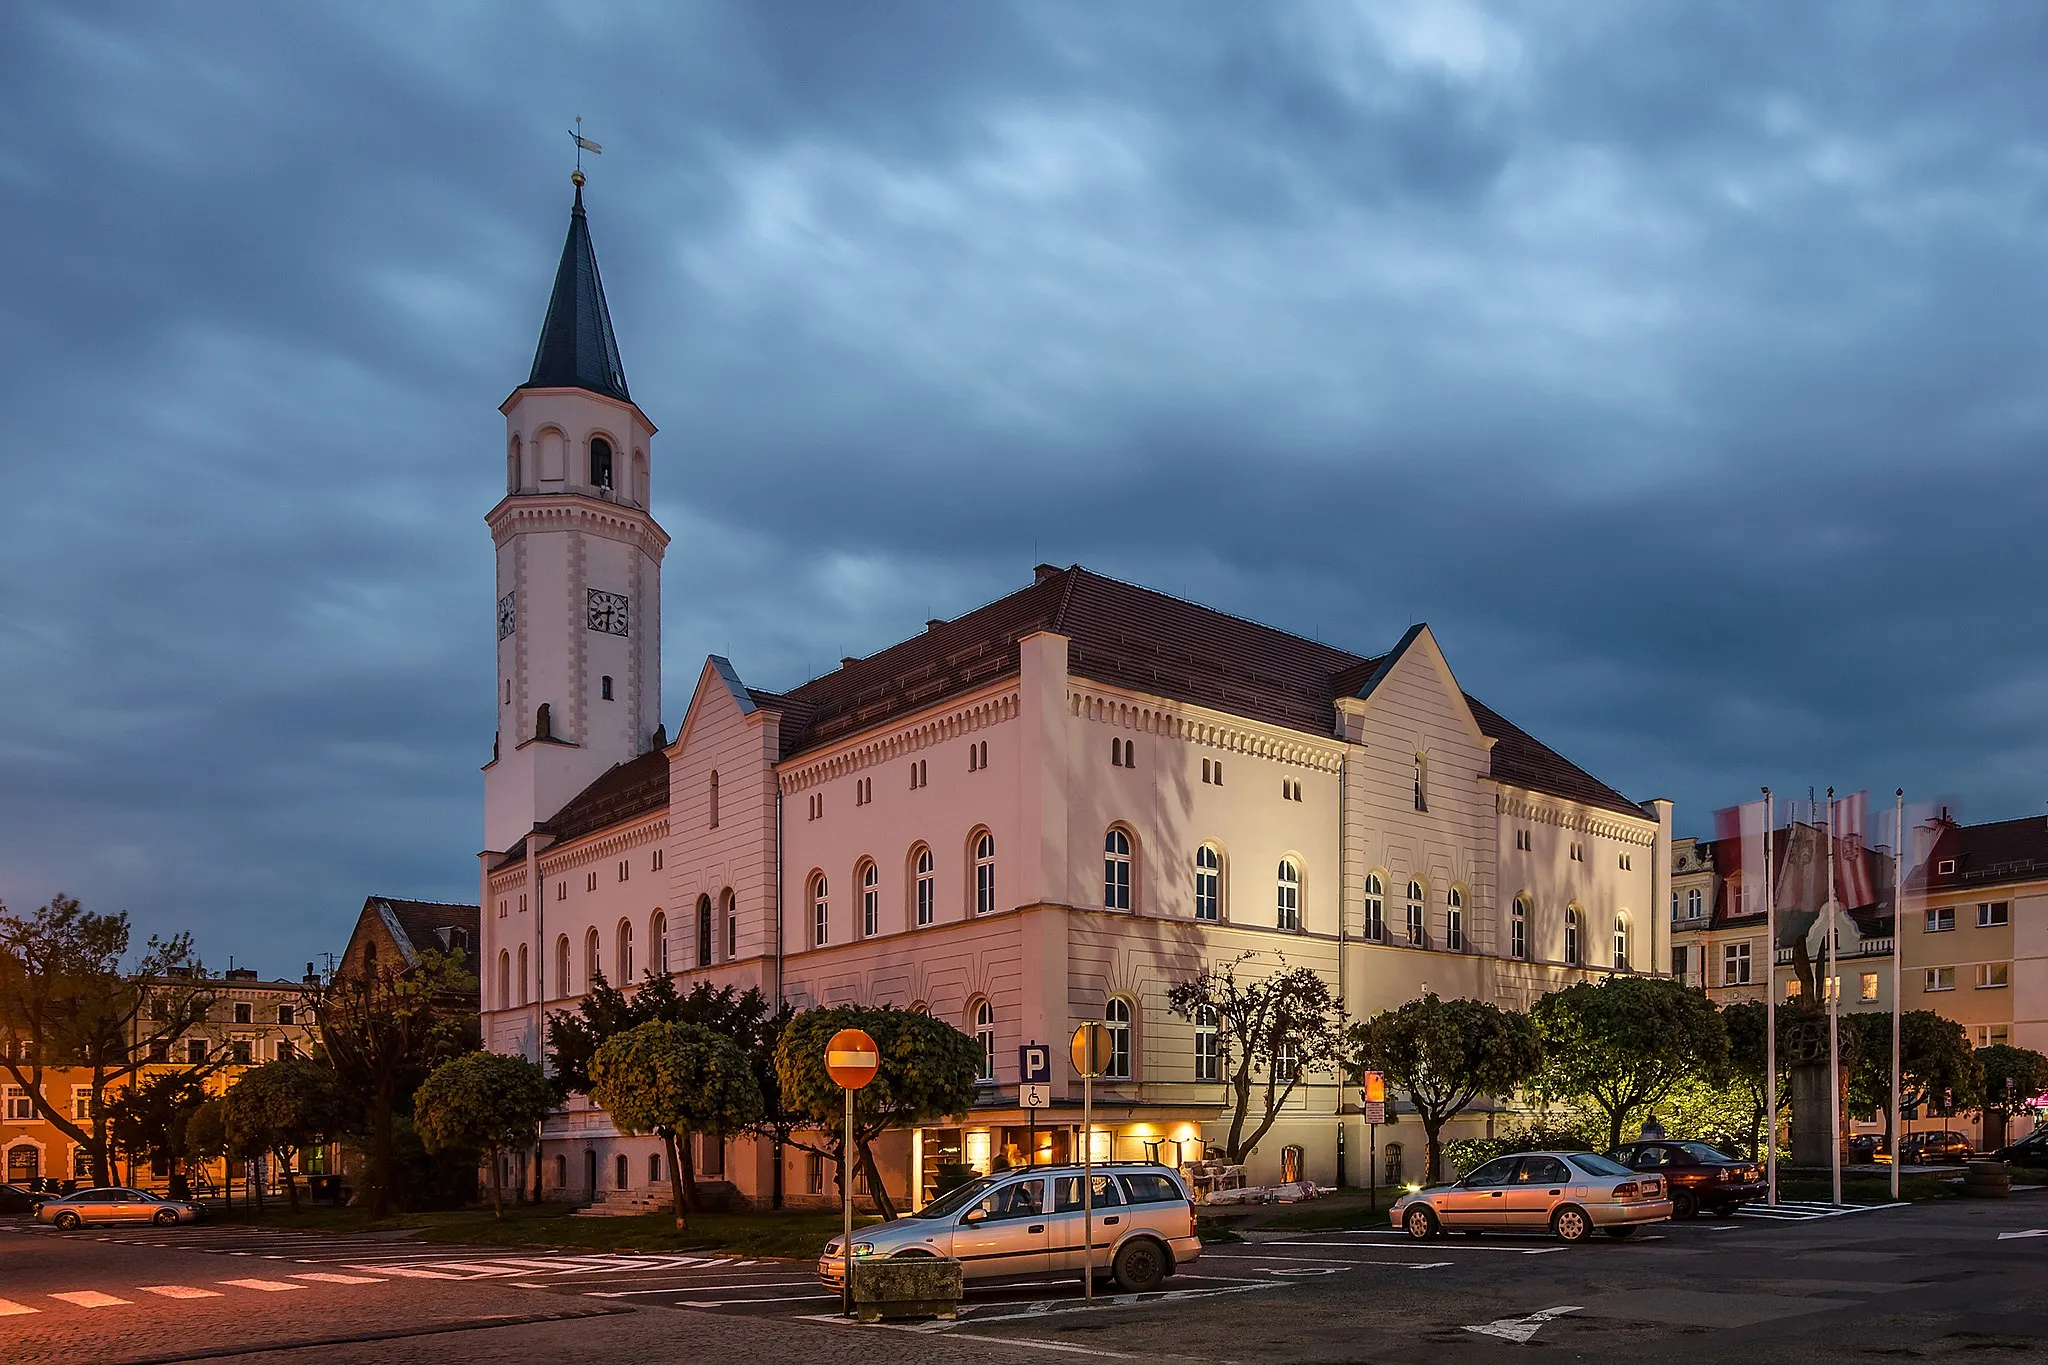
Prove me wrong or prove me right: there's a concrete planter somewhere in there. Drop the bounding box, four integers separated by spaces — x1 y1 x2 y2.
851 1258 963 1323
1961 1161 2011 1198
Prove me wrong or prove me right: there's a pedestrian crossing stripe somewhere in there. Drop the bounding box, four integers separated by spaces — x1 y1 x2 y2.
140 1286 222 1299
218 1279 305 1292
50 1290 131 1308
0 1298 37 1316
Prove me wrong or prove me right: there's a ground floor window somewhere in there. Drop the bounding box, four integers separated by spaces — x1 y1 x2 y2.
700 1135 724 1178
1384 1143 1404 1186
805 1151 825 1195
555 1155 567 1188
615 1153 628 1190
648 1152 661 1184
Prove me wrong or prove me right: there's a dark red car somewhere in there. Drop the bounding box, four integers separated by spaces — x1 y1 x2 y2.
1608 1141 1766 1219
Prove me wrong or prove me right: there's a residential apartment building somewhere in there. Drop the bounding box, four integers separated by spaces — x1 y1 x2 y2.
475 180 1671 1210
1903 815 2047 1059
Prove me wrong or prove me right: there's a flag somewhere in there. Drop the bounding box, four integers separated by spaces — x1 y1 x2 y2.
1775 819 1828 917
1832 790 1878 910
1712 798 1768 918
573 133 603 155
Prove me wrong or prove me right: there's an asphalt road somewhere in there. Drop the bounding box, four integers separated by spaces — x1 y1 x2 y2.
4 1194 2045 1365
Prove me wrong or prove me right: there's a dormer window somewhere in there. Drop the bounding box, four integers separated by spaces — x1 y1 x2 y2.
590 437 614 490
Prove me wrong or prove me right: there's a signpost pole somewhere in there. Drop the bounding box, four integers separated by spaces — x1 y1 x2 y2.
842 1082 854 1318
1369 1123 1377 1215
1083 1062 1094 1303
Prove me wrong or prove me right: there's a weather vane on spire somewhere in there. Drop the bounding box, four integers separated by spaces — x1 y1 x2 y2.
568 116 602 188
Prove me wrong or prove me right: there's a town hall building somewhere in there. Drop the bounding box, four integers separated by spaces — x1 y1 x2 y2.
477 177 1673 1210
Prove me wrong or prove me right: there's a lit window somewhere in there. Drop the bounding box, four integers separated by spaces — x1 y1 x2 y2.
1104 998 1132 1079
1405 881 1425 946
1362 874 1385 942
974 832 996 915
1723 942 1751 986
811 874 829 947
1511 896 1528 960
915 847 936 926
974 999 996 1082
1276 860 1301 932
1194 1005 1220 1083
1859 972 1879 1001
1194 845 1222 922
1104 829 1133 911
1446 888 1464 952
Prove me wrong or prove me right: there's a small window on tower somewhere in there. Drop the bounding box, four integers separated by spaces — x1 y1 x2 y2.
601 675 613 701
590 437 614 490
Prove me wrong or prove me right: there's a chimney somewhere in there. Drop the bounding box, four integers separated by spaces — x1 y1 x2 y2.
841 656 860 668
1034 563 1061 584
925 619 945 632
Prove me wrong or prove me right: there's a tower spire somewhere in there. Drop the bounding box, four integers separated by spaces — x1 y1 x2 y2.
523 172 629 402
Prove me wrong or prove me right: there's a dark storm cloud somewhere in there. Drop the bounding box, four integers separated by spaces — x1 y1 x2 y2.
2 1 2045 970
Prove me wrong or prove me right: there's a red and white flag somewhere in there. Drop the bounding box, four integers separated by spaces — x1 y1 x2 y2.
1712 798 1769 917
1832 790 1877 909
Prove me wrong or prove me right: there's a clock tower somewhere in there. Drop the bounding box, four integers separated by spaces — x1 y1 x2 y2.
484 173 667 853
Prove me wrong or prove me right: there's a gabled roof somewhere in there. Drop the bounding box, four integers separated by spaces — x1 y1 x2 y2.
762 564 1649 818
1911 814 2048 896
495 748 670 868
521 183 630 402
362 896 479 975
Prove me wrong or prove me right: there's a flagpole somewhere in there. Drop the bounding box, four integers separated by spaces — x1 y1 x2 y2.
1763 786 1777 1207
1827 787 1843 1207
1891 788 1904 1202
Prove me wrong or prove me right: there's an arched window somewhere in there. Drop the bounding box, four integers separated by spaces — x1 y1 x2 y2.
1194 845 1222 922
590 436 614 490
1104 828 1133 911
616 920 633 983
1511 896 1529 960
496 951 511 1010
555 935 569 998
507 437 521 492
722 889 737 960
811 873 829 947
860 860 880 937
1614 913 1631 971
708 771 720 828
1564 906 1581 966
1446 887 1465 953
1405 880 1426 946
517 943 529 1006
1687 888 1703 918
1276 859 1301 931
1363 873 1386 942
1194 1004 1220 1082
973 999 995 1082
1104 997 1133 1079
631 447 648 506
584 927 601 991
913 846 936 926
973 832 996 916
651 911 668 974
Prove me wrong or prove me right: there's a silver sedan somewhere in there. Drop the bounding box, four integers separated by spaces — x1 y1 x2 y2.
1390 1151 1671 1243
38 1187 207 1229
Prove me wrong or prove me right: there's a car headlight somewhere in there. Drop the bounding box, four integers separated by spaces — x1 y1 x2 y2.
851 1242 875 1256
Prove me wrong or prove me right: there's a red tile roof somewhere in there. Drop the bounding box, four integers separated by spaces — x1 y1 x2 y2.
495 748 670 867
1912 815 2048 895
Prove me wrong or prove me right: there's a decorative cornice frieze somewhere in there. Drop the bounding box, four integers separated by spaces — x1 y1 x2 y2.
486 494 671 557
488 815 669 892
1496 790 1657 846
1069 684 1345 774
779 690 1020 793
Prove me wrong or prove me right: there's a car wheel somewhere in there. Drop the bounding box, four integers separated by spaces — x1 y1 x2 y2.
1552 1207 1592 1243
154 1208 179 1226
1404 1205 1438 1240
1112 1239 1168 1294
1670 1189 1697 1220
54 1212 81 1231
1603 1226 1637 1240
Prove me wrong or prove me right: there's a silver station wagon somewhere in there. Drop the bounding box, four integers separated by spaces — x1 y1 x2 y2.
822 1162 1201 1293
1390 1150 1672 1243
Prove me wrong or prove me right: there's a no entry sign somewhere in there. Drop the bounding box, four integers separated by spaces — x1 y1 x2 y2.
826 1028 879 1089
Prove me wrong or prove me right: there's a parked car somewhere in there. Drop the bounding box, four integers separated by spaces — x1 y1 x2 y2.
1990 1128 2048 1165
37 1188 207 1230
1898 1131 1974 1165
820 1163 1199 1294
1608 1140 1766 1219
1390 1151 1672 1243
0 1183 36 1216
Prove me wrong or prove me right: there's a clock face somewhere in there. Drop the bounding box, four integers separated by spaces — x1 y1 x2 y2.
586 589 630 637
497 592 516 640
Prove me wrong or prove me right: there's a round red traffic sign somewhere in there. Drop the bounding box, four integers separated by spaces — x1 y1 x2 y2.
826 1027 879 1090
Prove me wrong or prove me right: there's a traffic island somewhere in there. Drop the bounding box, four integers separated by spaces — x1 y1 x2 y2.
852 1258 963 1323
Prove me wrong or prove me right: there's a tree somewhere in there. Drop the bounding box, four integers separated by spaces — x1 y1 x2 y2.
1976 1044 2048 1148
413 1051 556 1219
549 973 790 1206
775 1005 980 1220
1721 1000 1803 1160
1166 954 1345 1164
1347 993 1542 1183
106 1069 212 1186
308 948 477 1217
222 1057 347 1214
1532 976 1728 1150
0 895 214 1185
1843 1011 1978 1148
589 1022 762 1229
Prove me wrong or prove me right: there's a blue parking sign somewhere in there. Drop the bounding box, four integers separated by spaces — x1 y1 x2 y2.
1019 1042 1051 1083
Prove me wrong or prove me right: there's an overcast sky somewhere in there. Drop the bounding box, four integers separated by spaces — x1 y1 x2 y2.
3 2 2045 975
